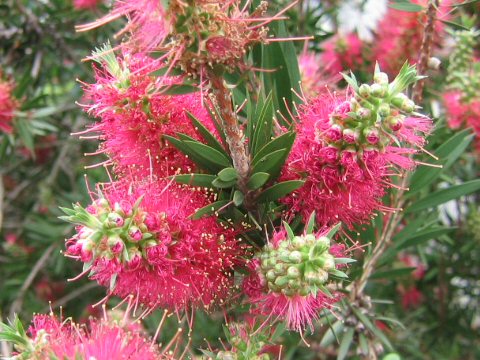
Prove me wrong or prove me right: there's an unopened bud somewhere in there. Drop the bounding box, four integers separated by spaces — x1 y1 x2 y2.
364 128 380 145
374 71 389 85
401 99 415 113
343 129 359 144
287 266 300 279
357 107 372 120
128 226 143 242
427 57 441 70
289 250 303 263
387 115 404 131
370 83 386 98
359 84 371 98
378 103 391 117
323 254 335 271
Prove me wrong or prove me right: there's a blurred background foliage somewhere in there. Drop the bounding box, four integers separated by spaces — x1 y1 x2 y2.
0 0 479 359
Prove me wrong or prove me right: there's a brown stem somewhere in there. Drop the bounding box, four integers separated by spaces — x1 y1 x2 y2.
209 73 251 196
350 181 408 301
412 0 440 103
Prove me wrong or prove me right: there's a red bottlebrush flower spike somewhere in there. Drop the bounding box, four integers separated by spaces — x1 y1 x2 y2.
61 179 244 312
15 313 162 360
281 63 433 228
243 221 349 332
321 33 364 74
373 0 453 76
76 0 305 78
73 0 101 10
79 49 217 178
0 76 18 134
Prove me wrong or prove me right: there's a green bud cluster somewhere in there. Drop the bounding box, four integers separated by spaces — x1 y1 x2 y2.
60 196 163 266
327 64 422 155
258 234 336 297
446 30 478 88
467 208 480 243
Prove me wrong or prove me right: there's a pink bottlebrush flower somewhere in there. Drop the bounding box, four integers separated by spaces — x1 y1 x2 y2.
251 292 341 333
281 69 432 228
77 0 272 77
299 51 342 98
373 0 453 75
243 227 347 332
81 51 217 179
65 179 244 311
443 90 480 151
322 33 364 74
400 286 424 310
73 0 101 10
0 77 18 134
26 314 161 360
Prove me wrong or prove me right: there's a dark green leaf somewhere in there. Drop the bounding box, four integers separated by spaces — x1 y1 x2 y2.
337 328 354 360
257 180 304 203
186 111 228 157
389 1 424 12
247 172 270 190
233 190 244 206
183 140 232 168
252 132 296 166
370 267 416 280
217 167 238 182
406 180 480 213
191 200 230 220
172 174 216 188
251 148 289 179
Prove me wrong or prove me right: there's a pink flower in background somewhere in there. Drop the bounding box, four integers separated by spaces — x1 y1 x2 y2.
443 90 480 150
322 33 364 74
373 0 452 75
401 286 424 310
400 254 426 280
27 314 161 360
0 77 18 134
73 0 101 10
299 51 341 97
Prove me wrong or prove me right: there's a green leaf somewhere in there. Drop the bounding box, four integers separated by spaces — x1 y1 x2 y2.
389 1 424 12
233 190 244 206
327 223 342 238
251 148 289 179
335 258 357 265
257 180 304 203
191 200 230 220
283 221 295 240
217 167 238 182
337 328 354 360
341 71 359 92
305 211 316 233
183 141 232 168
329 269 349 279
394 227 456 250
247 172 270 190
252 132 296 166
251 92 274 154
406 180 480 213
370 267 416 280
320 320 343 347
409 129 474 193
441 20 471 31
172 174 216 188
350 306 393 351
186 111 228 157
212 177 236 189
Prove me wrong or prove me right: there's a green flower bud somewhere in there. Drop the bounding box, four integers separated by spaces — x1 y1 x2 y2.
374 71 389 85
317 236 330 248
323 254 336 271
378 103 391 117
266 269 276 281
289 250 303 263
370 83 386 98
401 99 415 113
288 278 301 289
287 266 301 279
357 107 372 120
359 84 371 98
274 263 285 275
274 276 289 288
292 236 305 247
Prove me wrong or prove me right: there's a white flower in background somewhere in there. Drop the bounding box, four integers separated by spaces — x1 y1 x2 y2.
337 0 388 42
